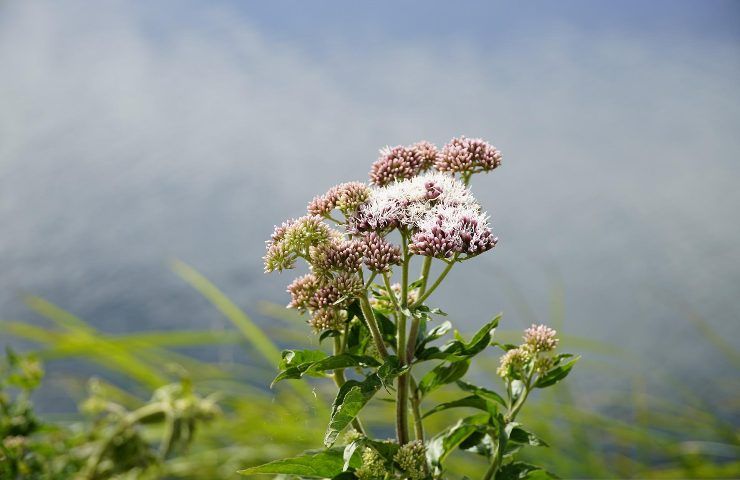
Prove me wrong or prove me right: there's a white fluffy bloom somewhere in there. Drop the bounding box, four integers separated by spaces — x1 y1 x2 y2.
352 172 476 232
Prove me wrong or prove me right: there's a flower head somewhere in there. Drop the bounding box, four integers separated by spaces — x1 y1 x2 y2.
264 216 336 273
523 324 559 352
309 308 345 332
349 171 475 234
309 239 366 275
308 182 371 216
356 447 388 480
496 347 532 379
286 274 319 311
369 144 432 186
394 440 427 480
437 136 502 175
363 232 402 272
409 205 497 258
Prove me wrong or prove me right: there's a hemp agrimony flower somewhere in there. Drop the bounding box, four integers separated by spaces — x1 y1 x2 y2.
248 137 578 480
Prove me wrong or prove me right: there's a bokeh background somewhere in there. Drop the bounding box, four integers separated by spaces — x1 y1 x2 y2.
1 1 739 477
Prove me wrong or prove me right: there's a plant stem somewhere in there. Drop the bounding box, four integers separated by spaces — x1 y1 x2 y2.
396 231 412 445
333 336 366 435
412 254 458 308
409 375 425 442
359 270 389 360
418 256 433 296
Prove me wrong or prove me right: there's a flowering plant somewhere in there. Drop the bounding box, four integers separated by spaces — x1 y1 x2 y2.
246 137 578 480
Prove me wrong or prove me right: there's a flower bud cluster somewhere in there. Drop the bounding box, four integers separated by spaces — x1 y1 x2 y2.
497 324 560 379
394 440 427 480
523 324 559 352
308 182 371 216
286 272 361 333
369 142 440 186
264 216 336 273
355 447 388 480
363 233 402 272
437 136 502 175
371 283 418 312
309 239 366 274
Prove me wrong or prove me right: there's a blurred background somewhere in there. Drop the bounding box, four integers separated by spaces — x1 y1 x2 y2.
1 1 738 478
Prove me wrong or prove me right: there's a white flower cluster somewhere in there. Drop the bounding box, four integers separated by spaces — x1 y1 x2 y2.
350 172 497 258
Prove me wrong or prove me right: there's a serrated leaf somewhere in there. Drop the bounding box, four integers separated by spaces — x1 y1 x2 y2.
238 448 357 477
418 359 470 397
324 375 382 446
456 380 507 406
423 395 489 418
534 356 580 388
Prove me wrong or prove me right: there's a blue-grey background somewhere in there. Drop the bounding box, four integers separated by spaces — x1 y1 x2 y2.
1 1 738 408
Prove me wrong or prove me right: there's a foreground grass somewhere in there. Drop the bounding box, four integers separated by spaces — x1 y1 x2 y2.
1 261 738 478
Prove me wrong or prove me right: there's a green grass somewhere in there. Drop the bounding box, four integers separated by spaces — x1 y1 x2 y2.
1 262 738 479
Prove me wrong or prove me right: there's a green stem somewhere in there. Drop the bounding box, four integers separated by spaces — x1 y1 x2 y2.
412 254 458 308
409 375 425 442
396 231 412 445
359 270 389 359
333 336 366 435
418 256 433 296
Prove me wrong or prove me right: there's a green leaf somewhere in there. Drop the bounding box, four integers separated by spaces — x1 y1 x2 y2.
423 395 489 418
279 349 328 369
534 356 580 388
324 375 382 446
417 314 501 362
494 462 559 480
272 352 380 387
320 330 341 343
456 380 507 406
427 414 489 474
418 359 470 397
506 424 549 447
238 448 357 477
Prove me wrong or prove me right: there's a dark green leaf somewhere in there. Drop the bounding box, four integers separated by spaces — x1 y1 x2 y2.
238 448 357 478
320 330 341 343
506 424 549 447
456 380 506 406
494 462 559 480
272 353 380 387
534 356 580 388
423 395 489 418
324 375 382 446
418 359 470 397
427 414 489 474
417 314 501 362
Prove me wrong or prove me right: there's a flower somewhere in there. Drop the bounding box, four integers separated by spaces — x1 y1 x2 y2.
264 216 336 273
309 308 345 332
309 239 366 274
394 440 427 480
496 347 532 379
334 182 371 214
411 141 439 171
286 274 319 311
349 172 476 234
437 136 502 175
308 182 371 216
369 145 432 186
308 273 362 310
523 324 559 352
355 447 388 480
363 232 402 272
409 205 497 258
